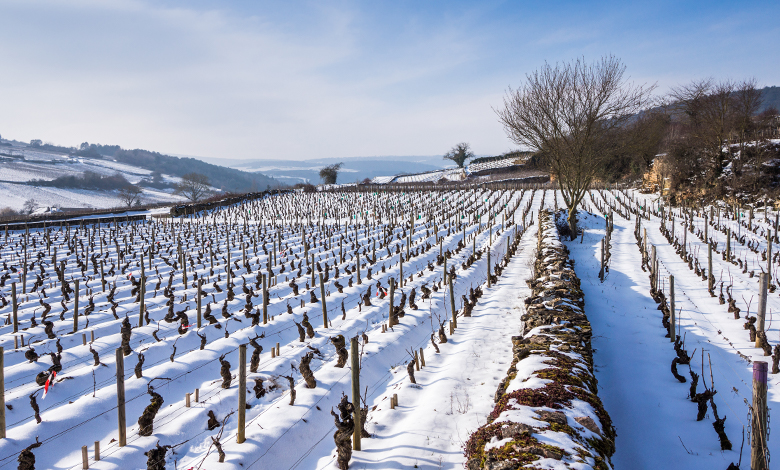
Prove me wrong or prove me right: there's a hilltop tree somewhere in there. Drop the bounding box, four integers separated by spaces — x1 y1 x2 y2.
497 55 655 237
118 184 143 207
319 163 343 185
29 139 42 147
443 143 474 168
175 173 212 202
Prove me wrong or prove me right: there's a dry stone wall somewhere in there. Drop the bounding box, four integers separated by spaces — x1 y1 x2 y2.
464 210 615 470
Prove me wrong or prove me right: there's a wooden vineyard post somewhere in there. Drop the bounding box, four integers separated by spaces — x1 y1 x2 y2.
116 348 126 447
73 279 80 333
100 260 105 292
182 250 187 287
197 278 202 328
449 276 457 329
139 253 145 327
311 254 316 287
487 247 491 288
767 236 772 282
262 274 268 325
94 441 100 461
708 243 714 294
399 255 404 288
756 273 768 348
599 239 605 282
387 277 395 328
227 243 231 289
82 445 88 469
752 361 768 470
357 252 361 285
237 344 246 444
0 347 5 439
726 228 731 261
669 275 675 343
443 252 447 285
351 336 361 451
11 283 17 334
319 273 327 328
651 245 657 292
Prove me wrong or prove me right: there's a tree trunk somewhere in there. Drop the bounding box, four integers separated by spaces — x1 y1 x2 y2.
567 206 577 240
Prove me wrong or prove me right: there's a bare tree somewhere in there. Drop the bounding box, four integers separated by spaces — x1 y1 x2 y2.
22 199 38 215
443 143 474 168
496 55 655 236
319 163 343 185
665 78 765 195
175 173 212 202
118 184 143 207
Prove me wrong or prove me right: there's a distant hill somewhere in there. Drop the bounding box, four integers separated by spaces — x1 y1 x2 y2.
760 86 780 113
77 144 279 192
201 156 451 185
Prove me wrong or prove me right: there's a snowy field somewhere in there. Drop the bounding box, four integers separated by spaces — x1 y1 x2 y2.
0 182 183 212
0 187 775 469
0 148 184 211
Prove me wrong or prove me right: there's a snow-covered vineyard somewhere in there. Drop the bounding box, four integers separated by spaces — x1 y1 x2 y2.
0 186 777 469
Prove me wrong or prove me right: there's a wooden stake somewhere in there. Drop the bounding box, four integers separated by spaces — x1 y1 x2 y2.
419 347 425 367
449 276 457 328
0 347 5 439
197 278 202 329
11 283 17 334
115 348 126 447
487 247 491 288
262 274 268 325
82 445 89 469
94 441 100 461
708 243 714 293
319 272 327 328
669 275 675 343
73 279 80 333
351 337 361 451
237 344 246 444
757 273 769 348
752 361 768 470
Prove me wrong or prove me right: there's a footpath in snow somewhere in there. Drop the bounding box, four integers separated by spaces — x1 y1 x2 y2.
340 214 538 469
568 196 768 470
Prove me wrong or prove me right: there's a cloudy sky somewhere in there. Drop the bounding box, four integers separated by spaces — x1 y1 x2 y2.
0 0 777 161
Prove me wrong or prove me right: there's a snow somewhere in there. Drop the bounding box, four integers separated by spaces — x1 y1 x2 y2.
565 190 780 469
0 186 776 469
0 188 535 469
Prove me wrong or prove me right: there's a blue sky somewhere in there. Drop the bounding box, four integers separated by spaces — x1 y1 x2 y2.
0 0 777 161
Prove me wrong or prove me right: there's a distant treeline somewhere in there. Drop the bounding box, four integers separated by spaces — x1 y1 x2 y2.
31 171 131 190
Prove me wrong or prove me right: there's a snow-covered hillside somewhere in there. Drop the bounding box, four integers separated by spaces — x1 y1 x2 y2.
0 146 186 211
